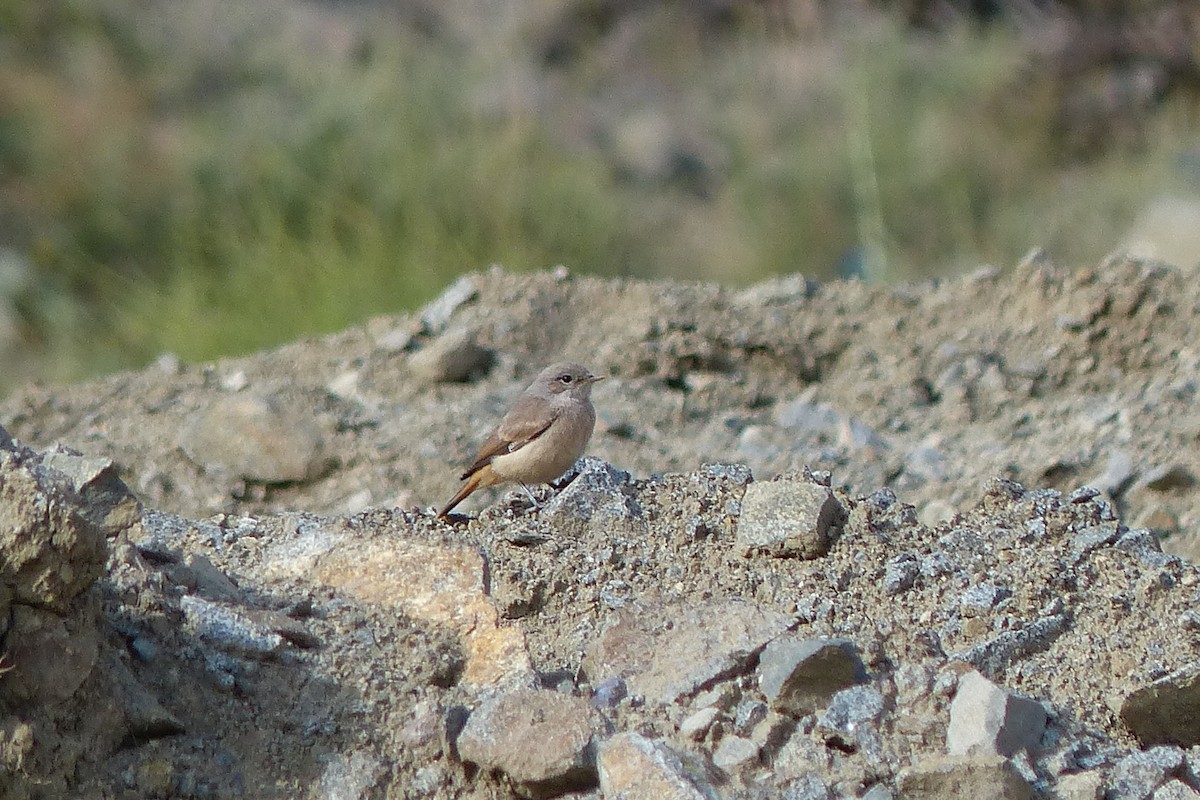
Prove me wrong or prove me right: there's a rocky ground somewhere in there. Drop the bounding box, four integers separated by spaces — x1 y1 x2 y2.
2 256 1200 799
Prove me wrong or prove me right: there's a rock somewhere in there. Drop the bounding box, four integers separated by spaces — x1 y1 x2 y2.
817 684 886 743
407 329 493 384
1108 745 1186 800
178 394 328 483
39 444 143 536
315 750 385 800
302 538 532 686
1141 464 1197 492
1121 663 1200 746
177 553 242 602
947 670 1047 757
758 637 867 717
1154 780 1200 800
1056 770 1104 800
948 610 1070 676
679 707 719 741
897 754 1034 799
736 477 843 559
590 676 627 709
0 444 108 610
180 596 286 656
597 732 718 800
712 735 758 771
959 583 1012 614
541 458 644 535
884 554 920 595
583 599 791 705
457 687 599 797
0 605 99 705
782 773 833 800
419 274 477 333
111 656 185 739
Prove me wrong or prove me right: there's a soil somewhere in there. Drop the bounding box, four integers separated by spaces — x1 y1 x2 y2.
2 256 1200 798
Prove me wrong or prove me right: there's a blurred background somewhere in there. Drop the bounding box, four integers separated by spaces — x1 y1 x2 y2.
2 0 1199 395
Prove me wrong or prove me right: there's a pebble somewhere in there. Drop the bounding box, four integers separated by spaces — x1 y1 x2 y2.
947 670 1047 757
584 599 791 705
712 735 759 771
407 329 493 384
1108 745 1186 800
180 596 286 656
1154 780 1200 800
897 754 1034 799
177 394 328 483
678 707 719 741
736 477 842 559
457 686 599 796
314 750 384 800
598 732 716 800
419 275 477 333
758 637 867 717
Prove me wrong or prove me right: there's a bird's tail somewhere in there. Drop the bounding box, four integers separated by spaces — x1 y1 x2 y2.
437 471 486 518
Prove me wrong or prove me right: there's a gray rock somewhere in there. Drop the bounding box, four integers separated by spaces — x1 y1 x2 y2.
316 749 385 800
176 553 242 602
584 599 791 706
420 274 477 333
1071 523 1121 559
180 595 286 656
959 583 1012 613
818 684 886 738
734 700 768 735
178 394 328 483
712 735 759 771
407 329 493 384
597 732 718 800
1115 528 1178 569
1154 780 1200 800
590 676 627 709
758 637 867 717
884 553 920 595
947 670 1047 757
736 478 842 559
1141 464 1198 492
542 458 643 531
861 784 895 800
949 612 1070 676
1121 663 1200 747
1108 746 1186 800
897 754 1034 799
782 773 833 800
457 687 598 796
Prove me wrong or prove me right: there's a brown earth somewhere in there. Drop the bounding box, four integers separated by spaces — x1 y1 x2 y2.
2 256 1200 798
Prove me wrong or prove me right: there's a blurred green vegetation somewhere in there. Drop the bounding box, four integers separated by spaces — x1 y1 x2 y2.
0 1 1194 391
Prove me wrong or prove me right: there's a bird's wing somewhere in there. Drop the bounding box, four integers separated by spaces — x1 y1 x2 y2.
460 394 559 479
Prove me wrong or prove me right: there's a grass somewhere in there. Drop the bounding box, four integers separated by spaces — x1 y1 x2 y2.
0 2 1193 391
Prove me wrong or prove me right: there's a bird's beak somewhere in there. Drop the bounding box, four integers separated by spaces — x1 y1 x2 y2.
587 374 605 384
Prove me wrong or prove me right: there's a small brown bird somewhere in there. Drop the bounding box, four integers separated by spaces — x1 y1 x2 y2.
437 362 603 518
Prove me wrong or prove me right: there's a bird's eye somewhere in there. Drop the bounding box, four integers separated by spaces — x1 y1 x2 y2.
558 374 573 384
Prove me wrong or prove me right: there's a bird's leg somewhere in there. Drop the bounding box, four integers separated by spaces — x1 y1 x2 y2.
518 483 541 510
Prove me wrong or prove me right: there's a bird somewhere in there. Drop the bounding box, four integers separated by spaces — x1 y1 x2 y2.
437 362 603 518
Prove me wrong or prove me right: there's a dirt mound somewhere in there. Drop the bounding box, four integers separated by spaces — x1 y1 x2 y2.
3 257 1200 798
